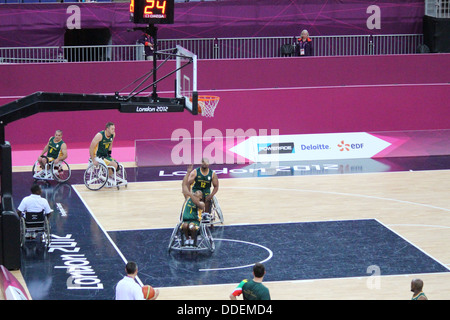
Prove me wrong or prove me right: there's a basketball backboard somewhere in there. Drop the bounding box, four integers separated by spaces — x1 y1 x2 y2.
176 45 198 115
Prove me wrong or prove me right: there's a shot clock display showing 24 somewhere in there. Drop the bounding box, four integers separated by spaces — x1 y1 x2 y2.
130 0 175 24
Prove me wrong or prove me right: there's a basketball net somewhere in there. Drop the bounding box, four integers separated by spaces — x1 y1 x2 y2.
198 95 220 117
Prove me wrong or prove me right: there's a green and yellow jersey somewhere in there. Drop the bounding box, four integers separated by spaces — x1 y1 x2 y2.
231 279 271 300
95 130 114 158
181 198 202 226
412 292 427 300
46 136 64 160
192 167 214 195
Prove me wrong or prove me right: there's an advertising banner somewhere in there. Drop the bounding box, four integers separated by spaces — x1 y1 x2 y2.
136 130 450 166
230 132 392 163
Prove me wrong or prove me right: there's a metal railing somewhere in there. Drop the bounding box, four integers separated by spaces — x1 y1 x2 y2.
0 44 143 63
160 34 425 58
0 34 425 64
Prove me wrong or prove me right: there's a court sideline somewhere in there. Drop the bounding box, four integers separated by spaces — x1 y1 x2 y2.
72 167 450 300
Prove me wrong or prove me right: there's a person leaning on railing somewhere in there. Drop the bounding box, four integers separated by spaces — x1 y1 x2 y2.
296 29 314 57
137 32 154 61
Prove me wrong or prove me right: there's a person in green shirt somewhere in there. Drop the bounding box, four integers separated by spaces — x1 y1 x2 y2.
411 279 428 300
187 158 219 213
181 165 205 246
230 263 271 300
38 129 68 168
89 122 119 181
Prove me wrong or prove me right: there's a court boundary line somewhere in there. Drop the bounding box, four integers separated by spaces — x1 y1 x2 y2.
156 270 450 292
73 168 450 189
129 218 450 291
375 219 450 272
71 170 450 290
227 186 450 213
78 181 450 215
107 218 450 281
72 185 145 286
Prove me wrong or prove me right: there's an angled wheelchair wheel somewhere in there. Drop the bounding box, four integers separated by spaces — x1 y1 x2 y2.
52 160 71 183
200 223 215 253
32 160 47 180
115 163 128 189
118 164 127 181
32 161 39 179
19 217 26 248
43 215 51 247
211 196 224 224
84 163 108 191
168 222 183 253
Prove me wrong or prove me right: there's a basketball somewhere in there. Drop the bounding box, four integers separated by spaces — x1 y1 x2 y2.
142 285 155 300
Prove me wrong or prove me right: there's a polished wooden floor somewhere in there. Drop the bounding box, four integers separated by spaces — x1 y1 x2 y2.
71 169 450 300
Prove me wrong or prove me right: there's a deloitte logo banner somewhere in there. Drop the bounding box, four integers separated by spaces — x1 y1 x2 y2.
230 132 391 162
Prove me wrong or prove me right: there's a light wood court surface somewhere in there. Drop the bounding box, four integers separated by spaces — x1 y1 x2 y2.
74 169 450 300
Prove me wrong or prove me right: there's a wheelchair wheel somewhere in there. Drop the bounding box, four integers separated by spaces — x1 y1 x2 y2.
168 222 182 253
201 224 215 253
84 163 108 191
43 215 51 247
32 160 39 178
19 217 26 247
32 160 47 180
211 196 224 224
118 164 127 181
52 160 71 183
115 163 128 189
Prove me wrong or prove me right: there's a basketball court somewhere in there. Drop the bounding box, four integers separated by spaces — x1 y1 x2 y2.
8 153 450 300
1 39 449 301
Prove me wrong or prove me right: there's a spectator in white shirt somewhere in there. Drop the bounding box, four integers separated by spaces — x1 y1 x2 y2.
115 261 159 300
17 184 53 217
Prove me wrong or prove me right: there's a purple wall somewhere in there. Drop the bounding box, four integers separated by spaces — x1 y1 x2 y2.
1 54 449 149
2 54 448 97
0 0 424 47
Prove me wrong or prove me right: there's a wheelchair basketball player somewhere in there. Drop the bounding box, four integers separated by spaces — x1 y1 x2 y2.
187 158 219 214
89 122 120 183
181 165 206 246
38 129 67 169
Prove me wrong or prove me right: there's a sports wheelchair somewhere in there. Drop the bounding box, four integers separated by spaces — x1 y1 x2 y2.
168 211 215 254
83 157 128 191
32 159 71 183
204 195 224 226
19 211 51 247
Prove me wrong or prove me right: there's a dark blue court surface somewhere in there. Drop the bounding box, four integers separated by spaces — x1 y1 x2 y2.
110 219 449 289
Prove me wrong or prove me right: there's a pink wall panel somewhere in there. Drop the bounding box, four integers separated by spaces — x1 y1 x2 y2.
1 54 449 148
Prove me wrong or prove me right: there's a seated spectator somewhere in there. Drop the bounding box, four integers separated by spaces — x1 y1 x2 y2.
17 184 53 218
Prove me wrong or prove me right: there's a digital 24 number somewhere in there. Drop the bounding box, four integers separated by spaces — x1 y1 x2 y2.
144 0 167 16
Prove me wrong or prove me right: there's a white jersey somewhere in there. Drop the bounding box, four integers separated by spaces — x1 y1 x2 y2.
115 276 144 300
17 194 52 215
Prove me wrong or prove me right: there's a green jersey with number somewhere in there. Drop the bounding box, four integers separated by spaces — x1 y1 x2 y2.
47 136 64 159
182 198 201 224
95 130 114 158
192 167 213 194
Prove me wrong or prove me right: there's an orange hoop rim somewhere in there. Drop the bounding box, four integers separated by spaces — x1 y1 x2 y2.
198 95 220 101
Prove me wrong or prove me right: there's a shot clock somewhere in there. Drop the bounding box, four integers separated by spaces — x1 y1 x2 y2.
130 0 174 24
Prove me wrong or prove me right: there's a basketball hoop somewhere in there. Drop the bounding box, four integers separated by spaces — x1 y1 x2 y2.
198 95 220 117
